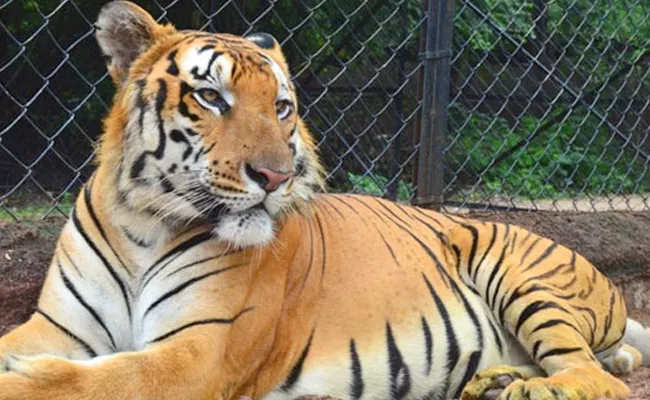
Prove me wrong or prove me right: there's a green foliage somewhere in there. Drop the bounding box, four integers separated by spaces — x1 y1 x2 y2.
0 196 74 222
448 0 650 201
347 173 413 202
3 0 649 207
455 0 535 52
456 0 650 52
447 105 650 199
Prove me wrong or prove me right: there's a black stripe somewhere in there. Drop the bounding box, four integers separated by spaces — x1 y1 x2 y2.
533 340 543 359
490 269 508 314
331 196 403 263
169 129 194 161
487 317 504 355
328 194 363 215
313 198 337 220
596 291 618 350
198 44 214 53
423 274 459 398
371 197 419 229
386 322 411 400
313 211 327 281
318 197 346 218
143 264 244 318
159 174 175 194
538 347 583 361
515 300 569 337
523 242 559 272
135 78 147 137
472 224 498 281
35 309 97 357
149 307 253 343
60 244 83 277
179 81 200 122
231 60 240 83
508 231 518 255
347 195 451 288
300 218 315 289
447 278 484 395
532 319 582 336
408 212 450 246
153 79 169 159
575 305 597 346
349 339 364 400
72 205 132 320
500 284 549 324
421 316 433 375
376 226 399 265
84 181 133 277
143 252 183 289
130 154 147 180
166 49 179 75
129 79 169 180
453 351 482 399
552 275 577 291
338 195 388 223
58 259 116 349
519 237 542 264
485 244 508 307
281 330 314 391
528 258 575 282
142 231 214 283
449 279 484 351
459 224 479 279
190 51 223 80
595 334 623 355
165 253 239 278
122 226 152 248
411 206 445 228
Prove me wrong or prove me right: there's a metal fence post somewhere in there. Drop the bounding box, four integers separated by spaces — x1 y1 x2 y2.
413 0 453 210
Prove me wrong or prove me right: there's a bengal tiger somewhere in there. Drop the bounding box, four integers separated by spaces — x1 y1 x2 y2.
0 2 648 399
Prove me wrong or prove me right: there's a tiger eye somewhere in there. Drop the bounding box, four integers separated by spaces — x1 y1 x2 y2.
201 89 219 102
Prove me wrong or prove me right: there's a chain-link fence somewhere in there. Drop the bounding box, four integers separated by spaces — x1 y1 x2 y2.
1 0 649 221
446 0 650 212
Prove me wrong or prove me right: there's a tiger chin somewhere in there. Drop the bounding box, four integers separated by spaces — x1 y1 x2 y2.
0 2 649 400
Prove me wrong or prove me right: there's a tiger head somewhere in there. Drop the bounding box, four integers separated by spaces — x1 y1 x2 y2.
95 1 323 248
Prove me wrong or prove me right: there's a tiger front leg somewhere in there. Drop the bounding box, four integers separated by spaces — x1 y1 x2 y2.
0 311 95 373
0 328 228 400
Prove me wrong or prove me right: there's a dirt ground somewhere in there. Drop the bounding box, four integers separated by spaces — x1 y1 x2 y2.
0 213 649 398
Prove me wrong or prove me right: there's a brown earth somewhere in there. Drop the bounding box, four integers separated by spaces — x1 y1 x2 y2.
1 212 649 398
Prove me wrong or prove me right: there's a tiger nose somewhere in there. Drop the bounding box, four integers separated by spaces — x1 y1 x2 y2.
245 165 294 192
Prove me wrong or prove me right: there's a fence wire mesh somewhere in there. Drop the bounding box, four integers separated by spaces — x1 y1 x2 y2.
446 0 650 212
1 0 649 221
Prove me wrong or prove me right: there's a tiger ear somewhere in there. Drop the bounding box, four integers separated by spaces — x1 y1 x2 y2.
244 32 290 75
245 33 279 50
95 1 175 86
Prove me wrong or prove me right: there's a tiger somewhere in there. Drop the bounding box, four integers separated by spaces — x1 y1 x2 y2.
0 1 648 399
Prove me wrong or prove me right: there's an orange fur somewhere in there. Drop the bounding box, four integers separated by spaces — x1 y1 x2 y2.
0 2 645 400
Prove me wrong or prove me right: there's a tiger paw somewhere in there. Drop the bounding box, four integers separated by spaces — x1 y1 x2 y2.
0 354 86 400
461 365 540 400
4 354 79 380
602 344 643 374
493 367 629 400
